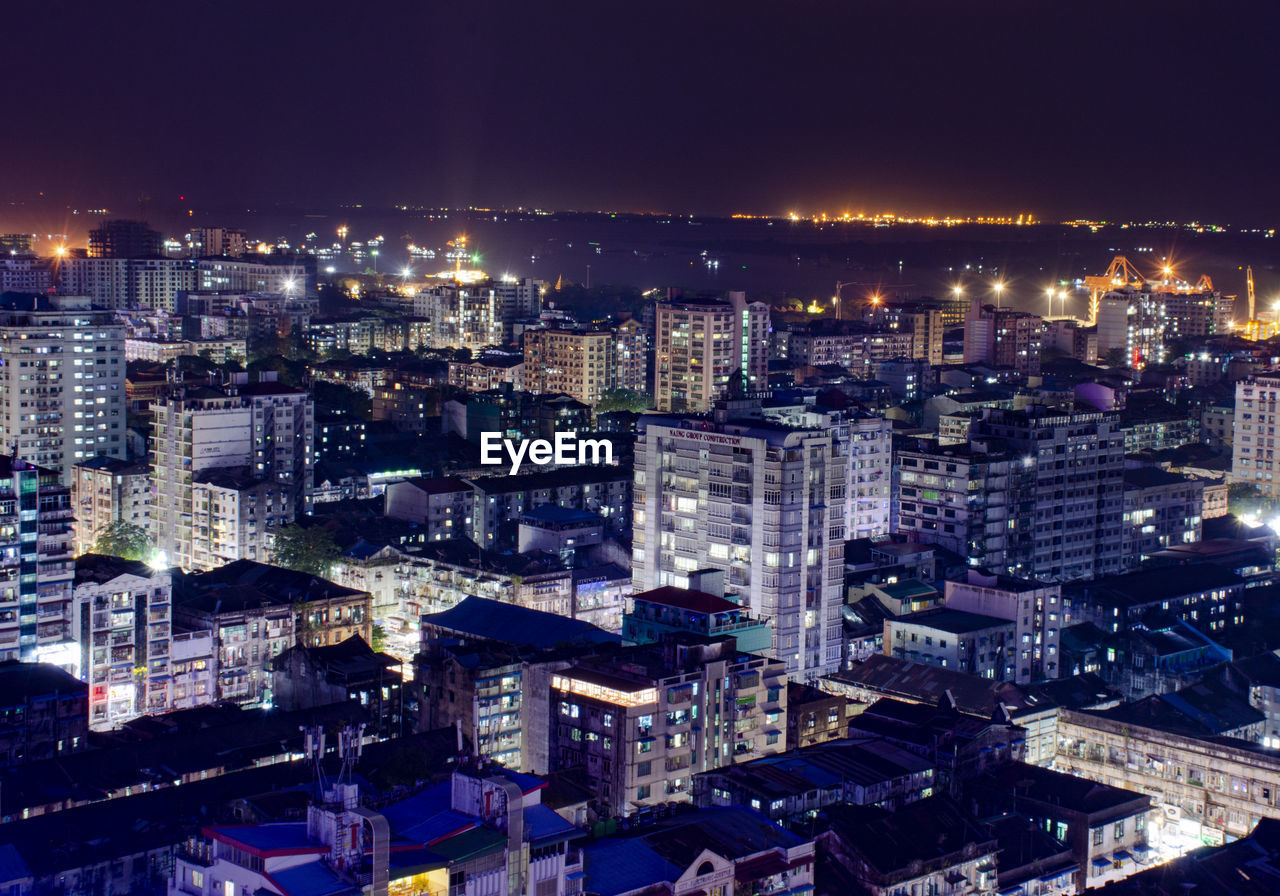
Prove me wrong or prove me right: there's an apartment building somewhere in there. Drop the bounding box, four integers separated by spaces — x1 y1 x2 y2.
944 569 1063 683
0 295 126 481
173 560 371 705
70 456 151 556
0 456 75 666
72 555 174 730
523 327 616 405
654 292 768 412
151 372 312 570
190 468 295 567
1233 374 1280 499
1120 468 1203 567
550 635 788 816
632 413 854 678
415 276 544 349
1097 291 1168 369
1056 704 1280 849
897 407 1126 583
963 300 1044 375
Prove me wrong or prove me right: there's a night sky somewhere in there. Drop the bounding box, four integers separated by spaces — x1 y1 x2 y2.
3 1 1276 224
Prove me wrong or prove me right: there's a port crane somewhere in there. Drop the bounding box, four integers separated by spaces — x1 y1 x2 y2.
1084 255 1146 325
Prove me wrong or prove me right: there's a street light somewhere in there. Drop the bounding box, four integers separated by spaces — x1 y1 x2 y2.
993 281 1005 307
1046 287 1055 317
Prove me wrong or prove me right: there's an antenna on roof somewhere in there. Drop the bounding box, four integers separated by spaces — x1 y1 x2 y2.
337 723 365 784
302 724 328 791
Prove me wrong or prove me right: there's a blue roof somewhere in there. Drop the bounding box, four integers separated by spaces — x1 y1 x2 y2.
583 807 804 895
525 803 579 843
422 595 620 649
582 838 682 896
211 823 320 854
380 784 478 844
0 844 31 884
269 860 361 896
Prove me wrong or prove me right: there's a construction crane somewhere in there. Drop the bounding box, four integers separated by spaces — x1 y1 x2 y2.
1084 255 1146 324
1239 266 1277 341
1247 265 1257 322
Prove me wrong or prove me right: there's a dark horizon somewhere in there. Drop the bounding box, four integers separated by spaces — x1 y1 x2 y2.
3 2 1277 228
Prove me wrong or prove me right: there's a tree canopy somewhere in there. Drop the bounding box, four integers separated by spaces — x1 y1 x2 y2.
92 521 152 562
596 387 652 414
270 524 341 578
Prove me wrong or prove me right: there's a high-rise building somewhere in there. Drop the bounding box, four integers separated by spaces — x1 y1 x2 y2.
151 372 313 570
963 300 1044 375
0 255 53 293
196 256 313 298
632 408 878 678
87 219 161 258
654 292 769 412
414 276 544 349
614 317 647 393
1232 374 1280 499
523 327 617 405
0 295 126 481
775 320 915 377
186 226 247 258
58 256 198 310
1096 291 1167 369
70 456 151 556
896 407 1126 583
0 456 75 666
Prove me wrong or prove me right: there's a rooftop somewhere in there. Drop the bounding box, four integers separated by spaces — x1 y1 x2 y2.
632 586 745 615
1074 563 1243 606
582 807 802 896
399 476 471 496
972 762 1148 817
826 654 1041 717
177 559 365 614
894 607 1012 634
1123 466 1196 489
821 796 995 878
0 660 87 704
71 455 150 475
422 595 619 649
73 553 158 587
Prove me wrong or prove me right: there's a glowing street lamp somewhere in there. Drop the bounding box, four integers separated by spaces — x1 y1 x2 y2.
992 281 1005 307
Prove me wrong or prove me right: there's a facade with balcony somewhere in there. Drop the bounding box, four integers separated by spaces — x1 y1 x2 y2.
72 555 176 729
0 456 75 666
550 635 787 817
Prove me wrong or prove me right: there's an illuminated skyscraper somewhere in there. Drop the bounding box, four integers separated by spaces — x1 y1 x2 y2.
654 292 769 413
632 405 883 679
0 295 126 481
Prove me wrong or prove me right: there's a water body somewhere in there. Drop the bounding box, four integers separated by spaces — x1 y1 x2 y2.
234 208 1279 314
